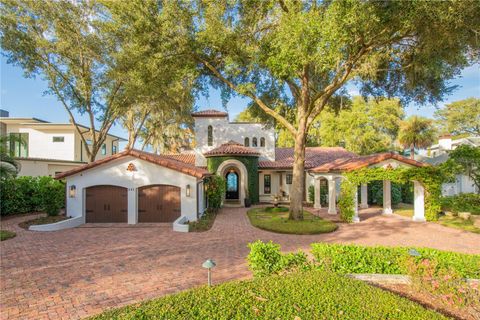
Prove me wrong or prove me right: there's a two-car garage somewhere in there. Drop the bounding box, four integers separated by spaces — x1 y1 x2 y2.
57 149 209 228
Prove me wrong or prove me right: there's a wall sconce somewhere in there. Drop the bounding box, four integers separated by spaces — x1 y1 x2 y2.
186 184 191 197
69 185 76 198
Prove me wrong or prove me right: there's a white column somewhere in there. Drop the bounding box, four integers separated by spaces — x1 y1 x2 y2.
127 187 137 224
413 181 426 222
383 180 393 214
353 187 360 223
360 184 368 209
328 178 337 215
314 178 321 209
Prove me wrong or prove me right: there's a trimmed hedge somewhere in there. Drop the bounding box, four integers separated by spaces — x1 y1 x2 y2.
311 243 480 278
0 176 65 216
91 270 446 320
440 193 480 215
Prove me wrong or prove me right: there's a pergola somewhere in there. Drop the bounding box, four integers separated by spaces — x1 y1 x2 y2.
309 153 429 223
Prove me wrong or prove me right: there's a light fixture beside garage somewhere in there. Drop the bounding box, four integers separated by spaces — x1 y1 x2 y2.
69 185 76 198
186 184 191 197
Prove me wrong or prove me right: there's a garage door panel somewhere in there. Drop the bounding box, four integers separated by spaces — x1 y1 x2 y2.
138 185 180 223
85 185 128 223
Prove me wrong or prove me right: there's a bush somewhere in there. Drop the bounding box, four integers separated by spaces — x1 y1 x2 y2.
0 176 65 216
91 270 447 320
440 193 480 215
311 243 480 278
205 175 226 213
247 240 308 277
308 185 314 203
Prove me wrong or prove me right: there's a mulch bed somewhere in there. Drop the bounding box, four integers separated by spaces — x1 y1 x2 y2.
19 215 69 230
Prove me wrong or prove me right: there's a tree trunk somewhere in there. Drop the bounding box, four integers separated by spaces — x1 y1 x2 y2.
289 122 307 220
410 145 415 160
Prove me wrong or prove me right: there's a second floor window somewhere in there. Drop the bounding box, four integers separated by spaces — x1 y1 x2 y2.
260 137 265 147
101 143 107 155
244 137 249 147
264 174 271 194
9 133 28 157
286 173 293 185
252 137 257 147
207 125 213 146
52 136 64 142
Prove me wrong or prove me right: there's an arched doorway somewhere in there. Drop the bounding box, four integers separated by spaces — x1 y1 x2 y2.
225 168 239 200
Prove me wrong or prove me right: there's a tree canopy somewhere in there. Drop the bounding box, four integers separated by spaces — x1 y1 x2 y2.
434 98 480 136
398 116 436 159
444 145 480 193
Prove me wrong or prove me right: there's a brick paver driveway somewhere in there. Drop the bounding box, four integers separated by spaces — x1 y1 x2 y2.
1 207 479 319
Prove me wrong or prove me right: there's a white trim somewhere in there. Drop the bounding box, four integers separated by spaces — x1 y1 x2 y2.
29 216 84 231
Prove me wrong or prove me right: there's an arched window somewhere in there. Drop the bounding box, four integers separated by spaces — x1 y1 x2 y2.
244 137 250 147
252 137 258 147
207 125 213 146
260 137 265 147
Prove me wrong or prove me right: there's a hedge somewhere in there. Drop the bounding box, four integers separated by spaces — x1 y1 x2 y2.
311 243 480 278
91 270 446 320
0 176 65 216
440 193 480 215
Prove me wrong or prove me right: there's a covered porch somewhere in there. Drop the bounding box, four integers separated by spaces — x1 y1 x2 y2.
309 153 429 223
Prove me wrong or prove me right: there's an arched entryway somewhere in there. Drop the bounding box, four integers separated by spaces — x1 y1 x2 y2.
225 168 240 200
216 159 249 206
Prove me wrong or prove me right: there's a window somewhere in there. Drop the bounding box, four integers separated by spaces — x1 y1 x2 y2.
260 137 265 147
9 133 28 157
264 174 271 194
112 143 117 154
286 173 293 185
244 137 249 147
207 125 213 146
252 137 257 147
52 136 64 142
101 143 107 155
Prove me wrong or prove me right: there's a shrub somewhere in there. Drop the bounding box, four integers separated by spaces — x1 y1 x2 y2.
308 185 314 203
91 270 447 320
311 243 480 278
205 175 225 213
247 240 308 277
440 193 480 215
0 176 65 216
372 182 402 205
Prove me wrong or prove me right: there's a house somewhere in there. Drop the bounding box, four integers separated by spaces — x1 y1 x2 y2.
0 110 126 177
56 109 428 232
418 135 479 195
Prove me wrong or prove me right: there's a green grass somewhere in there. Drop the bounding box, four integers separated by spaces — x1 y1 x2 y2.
437 215 480 234
90 270 447 320
189 210 217 232
0 230 16 241
18 215 68 230
247 206 337 234
394 203 414 218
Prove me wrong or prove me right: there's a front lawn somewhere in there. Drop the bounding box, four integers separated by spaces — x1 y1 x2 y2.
247 206 337 234
91 270 446 320
437 215 480 234
19 215 69 230
393 203 414 218
0 230 16 241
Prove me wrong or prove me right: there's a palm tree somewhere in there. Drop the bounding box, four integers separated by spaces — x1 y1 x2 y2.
398 116 437 159
0 135 22 179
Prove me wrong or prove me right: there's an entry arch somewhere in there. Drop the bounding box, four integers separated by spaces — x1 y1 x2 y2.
216 159 249 205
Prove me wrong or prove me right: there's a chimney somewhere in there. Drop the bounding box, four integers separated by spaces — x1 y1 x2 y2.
438 134 452 151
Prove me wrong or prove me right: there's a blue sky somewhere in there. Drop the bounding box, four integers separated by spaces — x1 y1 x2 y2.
1 55 479 148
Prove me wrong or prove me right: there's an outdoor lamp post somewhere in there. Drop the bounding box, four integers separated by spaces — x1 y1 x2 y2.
202 259 216 286
408 249 421 257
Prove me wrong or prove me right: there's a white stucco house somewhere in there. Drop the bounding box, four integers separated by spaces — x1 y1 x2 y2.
417 135 479 195
0 110 125 177
55 109 428 232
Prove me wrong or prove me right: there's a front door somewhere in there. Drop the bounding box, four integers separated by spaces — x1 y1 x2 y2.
225 171 239 199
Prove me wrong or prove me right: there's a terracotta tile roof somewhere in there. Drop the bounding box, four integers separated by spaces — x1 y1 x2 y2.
163 153 196 165
310 152 428 173
259 147 357 169
204 140 261 157
55 149 210 180
191 109 228 117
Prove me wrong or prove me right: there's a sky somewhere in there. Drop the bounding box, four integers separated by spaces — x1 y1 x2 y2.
1 55 479 149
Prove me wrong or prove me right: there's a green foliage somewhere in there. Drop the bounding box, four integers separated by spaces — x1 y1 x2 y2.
0 135 24 180
443 145 480 191
434 98 480 136
308 185 315 203
0 176 65 216
247 207 337 235
207 156 259 203
188 210 217 232
91 269 447 320
247 240 308 278
371 182 402 206
0 230 16 241
339 167 445 222
398 116 437 158
440 194 480 215
311 243 480 279
204 175 225 213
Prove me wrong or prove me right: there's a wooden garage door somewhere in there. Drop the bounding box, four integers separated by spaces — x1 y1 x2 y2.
85 185 128 223
138 185 181 223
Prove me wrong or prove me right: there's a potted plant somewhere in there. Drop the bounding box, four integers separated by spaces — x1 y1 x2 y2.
272 194 280 208
244 198 251 207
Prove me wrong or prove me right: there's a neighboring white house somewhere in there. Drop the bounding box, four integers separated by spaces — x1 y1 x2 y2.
56 109 428 231
417 135 479 195
0 110 126 177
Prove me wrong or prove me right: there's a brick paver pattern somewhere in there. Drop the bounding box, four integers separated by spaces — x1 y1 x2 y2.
1 207 479 319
